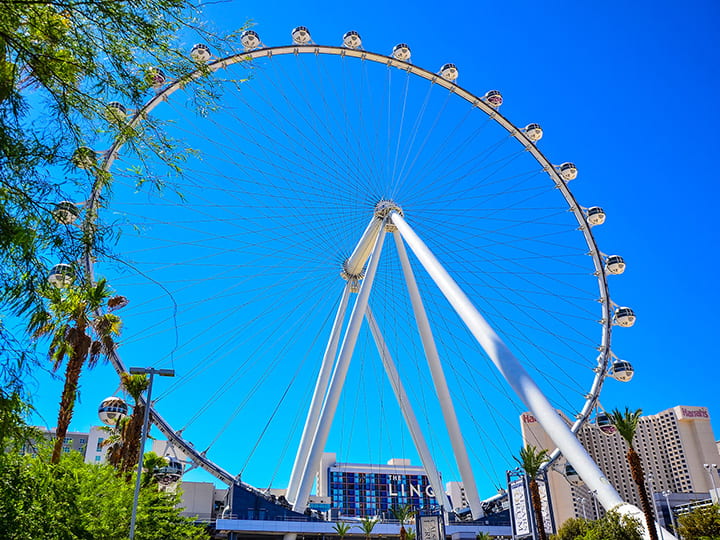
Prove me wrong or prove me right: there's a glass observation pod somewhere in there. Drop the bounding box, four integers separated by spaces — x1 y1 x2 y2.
98 396 128 426
609 359 634 382
605 255 626 275
342 31 362 49
155 457 184 484
586 206 606 226
71 146 97 169
53 201 80 225
559 162 578 181
439 63 459 82
48 263 75 288
524 123 543 142
484 90 503 108
241 30 261 50
565 463 583 486
614 306 636 327
146 67 166 90
392 43 411 61
596 411 616 435
291 26 311 45
105 101 127 123
190 43 211 62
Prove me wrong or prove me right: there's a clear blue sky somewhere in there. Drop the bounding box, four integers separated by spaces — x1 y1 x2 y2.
28 0 720 497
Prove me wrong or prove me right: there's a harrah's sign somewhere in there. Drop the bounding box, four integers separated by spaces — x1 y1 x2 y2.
679 406 710 419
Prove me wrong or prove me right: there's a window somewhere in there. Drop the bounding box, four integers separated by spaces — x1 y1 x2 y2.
79 438 86 443
95 456 101 462
63 446 70 453
96 437 104 452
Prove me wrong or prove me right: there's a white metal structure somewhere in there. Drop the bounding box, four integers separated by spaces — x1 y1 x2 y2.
76 30 673 538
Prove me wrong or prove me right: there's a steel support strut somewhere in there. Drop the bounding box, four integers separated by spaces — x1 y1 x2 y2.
390 211 676 540
343 216 384 277
393 230 484 518
365 305 452 512
287 283 353 504
292 223 387 513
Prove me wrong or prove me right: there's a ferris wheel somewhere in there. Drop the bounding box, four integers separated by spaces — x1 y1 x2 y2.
63 26 645 521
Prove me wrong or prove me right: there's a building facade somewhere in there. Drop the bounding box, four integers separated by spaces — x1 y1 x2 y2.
446 480 469 511
521 405 720 527
317 453 439 518
23 426 108 463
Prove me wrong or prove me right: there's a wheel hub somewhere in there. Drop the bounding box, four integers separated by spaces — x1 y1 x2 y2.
374 199 403 219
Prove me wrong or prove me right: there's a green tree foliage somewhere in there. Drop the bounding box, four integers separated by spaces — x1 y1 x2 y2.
140 451 169 488
27 277 122 463
551 510 643 540
391 504 416 540
515 444 550 540
333 521 352 538
677 504 720 540
0 390 39 453
609 408 659 540
0 0 243 398
358 516 378 539
0 404 208 540
115 372 150 475
551 516 590 540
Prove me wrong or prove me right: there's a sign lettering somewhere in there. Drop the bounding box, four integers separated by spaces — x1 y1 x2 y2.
680 407 709 419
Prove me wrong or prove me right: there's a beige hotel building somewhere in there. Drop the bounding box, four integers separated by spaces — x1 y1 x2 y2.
521 405 720 526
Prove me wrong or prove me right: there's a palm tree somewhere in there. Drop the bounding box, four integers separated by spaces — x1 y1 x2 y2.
28 278 122 464
358 516 378 539
390 504 416 540
100 416 127 468
118 372 150 475
610 407 659 540
333 521 351 539
100 372 150 477
515 444 550 540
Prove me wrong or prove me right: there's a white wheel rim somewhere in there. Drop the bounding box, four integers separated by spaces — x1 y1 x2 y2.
84 43 615 498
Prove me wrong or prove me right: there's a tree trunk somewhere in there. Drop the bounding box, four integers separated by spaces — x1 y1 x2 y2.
50 331 90 464
529 478 548 540
120 403 144 476
628 448 659 540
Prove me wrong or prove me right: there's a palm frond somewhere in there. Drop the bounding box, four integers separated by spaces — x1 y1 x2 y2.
93 312 122 337
28 309 53 338
121 372 149 401
515 444 549 478
609 407 642 448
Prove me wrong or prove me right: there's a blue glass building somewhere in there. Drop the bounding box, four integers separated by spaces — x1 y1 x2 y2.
318 453 439 518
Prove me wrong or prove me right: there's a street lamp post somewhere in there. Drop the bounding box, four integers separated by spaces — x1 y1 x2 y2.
591 489 600 519
704 464 718 503
128 367 175 540
662 490 677 535
578 497 587 520
648 474 664 540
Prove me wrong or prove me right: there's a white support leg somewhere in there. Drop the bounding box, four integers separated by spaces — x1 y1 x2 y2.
287 282 353 504
390 212 677 540
365 305 452 513
393 230 484 519
344 216 384 277
292 225 388 513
